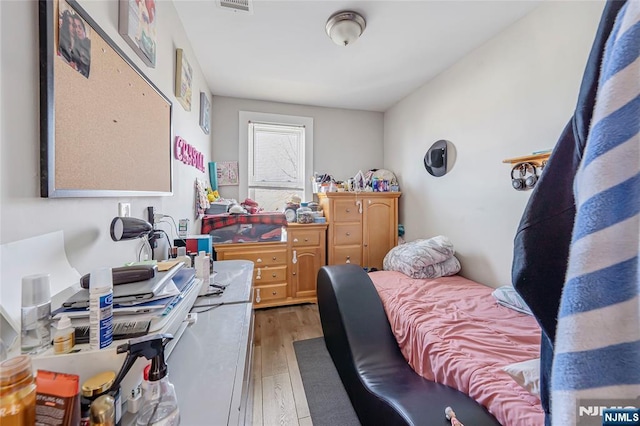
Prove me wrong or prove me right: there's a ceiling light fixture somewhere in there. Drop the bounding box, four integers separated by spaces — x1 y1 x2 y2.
325 11 366 47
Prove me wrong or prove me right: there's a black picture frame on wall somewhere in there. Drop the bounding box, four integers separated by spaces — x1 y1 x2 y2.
39 0 173 198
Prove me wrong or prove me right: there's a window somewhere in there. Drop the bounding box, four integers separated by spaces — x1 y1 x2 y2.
239 112 313 212
248 122 305 211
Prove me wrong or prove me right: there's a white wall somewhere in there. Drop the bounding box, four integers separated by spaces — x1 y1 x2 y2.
384 1 605 288
211 96 384 201
0 1 212 274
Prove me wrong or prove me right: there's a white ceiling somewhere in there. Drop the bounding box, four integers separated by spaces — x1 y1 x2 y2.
173 0 541 112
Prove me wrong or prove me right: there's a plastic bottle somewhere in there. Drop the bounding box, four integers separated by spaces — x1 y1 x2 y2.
134 338 180 426
174 247 191 268
195 251 210 295
20 274 52 355
53 315 75 355
89 267 113 350
0 355 36 425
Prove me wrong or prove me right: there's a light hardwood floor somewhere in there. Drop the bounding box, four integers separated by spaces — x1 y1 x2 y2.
251 303 324 426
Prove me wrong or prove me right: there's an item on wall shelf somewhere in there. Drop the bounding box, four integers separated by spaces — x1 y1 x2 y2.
216 161 239 186
118 0 157 67
199 92 211 135
424 140 448 177
510 162 538 191
502 151 551 168
175 48 193 111
174 136 205 172
40 0 172 198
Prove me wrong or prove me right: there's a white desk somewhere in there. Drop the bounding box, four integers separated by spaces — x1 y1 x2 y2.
124 260 254 425
193 259 253 307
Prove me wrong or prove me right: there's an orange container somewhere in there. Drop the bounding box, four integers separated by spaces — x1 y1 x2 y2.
0 355 36 426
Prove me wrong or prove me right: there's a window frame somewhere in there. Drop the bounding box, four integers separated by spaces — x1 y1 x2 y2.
239 111 314 204
247 122 306 190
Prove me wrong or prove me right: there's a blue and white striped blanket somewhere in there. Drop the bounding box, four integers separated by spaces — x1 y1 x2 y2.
552 1 640 423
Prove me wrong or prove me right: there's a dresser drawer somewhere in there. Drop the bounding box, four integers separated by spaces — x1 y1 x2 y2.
333 200 361 222
254 283 287 304
254 265 287 284
222 249 287 267
290 229 322 247
333 246 362 266
333 224 362 245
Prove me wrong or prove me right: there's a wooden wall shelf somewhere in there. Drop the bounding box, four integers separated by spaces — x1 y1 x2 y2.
502 152 551 167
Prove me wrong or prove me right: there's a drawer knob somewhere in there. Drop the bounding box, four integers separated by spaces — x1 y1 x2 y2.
272 273 276 278
256 288 261 303
346 256 351 264
346 232 351 236
272 256 277 261
293 238 299 242
257 258 263 263
304 238 309 242
346 208 350 213
292 272 296 276
272 291 277 296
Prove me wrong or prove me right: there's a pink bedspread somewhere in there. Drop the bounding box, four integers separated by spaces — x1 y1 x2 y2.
370 271 543 426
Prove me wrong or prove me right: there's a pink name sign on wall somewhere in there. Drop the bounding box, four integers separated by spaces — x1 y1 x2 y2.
175 136 205 172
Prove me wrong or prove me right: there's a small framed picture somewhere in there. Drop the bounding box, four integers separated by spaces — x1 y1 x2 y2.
199 92 211 135
217 161 239 186
175 48 192 111
118 0 157 67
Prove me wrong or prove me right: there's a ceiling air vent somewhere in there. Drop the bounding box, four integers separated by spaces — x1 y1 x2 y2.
217 0 253 14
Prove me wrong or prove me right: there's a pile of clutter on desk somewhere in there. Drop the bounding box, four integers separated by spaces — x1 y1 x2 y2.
0 258 207 426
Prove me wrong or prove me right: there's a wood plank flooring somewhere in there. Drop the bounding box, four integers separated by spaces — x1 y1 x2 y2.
252 304 323 426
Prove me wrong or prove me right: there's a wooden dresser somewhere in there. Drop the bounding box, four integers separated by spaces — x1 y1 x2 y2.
214 223 328 309
318 192 400 270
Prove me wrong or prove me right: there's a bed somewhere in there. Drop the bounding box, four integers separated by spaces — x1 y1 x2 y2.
317 264 543 426
372 270 543 424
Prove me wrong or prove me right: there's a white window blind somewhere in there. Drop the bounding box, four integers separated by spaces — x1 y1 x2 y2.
247 122 306 211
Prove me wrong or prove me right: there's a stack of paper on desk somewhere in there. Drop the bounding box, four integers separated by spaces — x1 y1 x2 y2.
53 265 197 326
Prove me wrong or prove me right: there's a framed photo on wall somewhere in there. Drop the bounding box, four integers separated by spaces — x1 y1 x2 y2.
199 92 211 135
175 48 193 111
217 161 239 186
118 0 157 67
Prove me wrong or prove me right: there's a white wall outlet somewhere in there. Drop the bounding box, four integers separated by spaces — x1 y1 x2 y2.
118 202 131 217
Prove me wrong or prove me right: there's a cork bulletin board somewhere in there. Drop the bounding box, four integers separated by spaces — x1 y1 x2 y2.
39 0 173 197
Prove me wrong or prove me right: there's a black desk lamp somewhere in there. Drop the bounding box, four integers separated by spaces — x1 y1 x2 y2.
110 217 161 259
